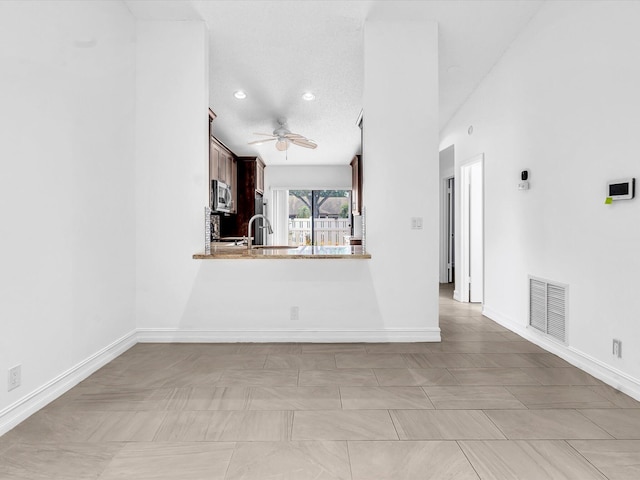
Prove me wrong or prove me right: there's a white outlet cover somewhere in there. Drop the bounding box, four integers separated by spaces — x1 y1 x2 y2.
8 365 21 391
613 339 622 358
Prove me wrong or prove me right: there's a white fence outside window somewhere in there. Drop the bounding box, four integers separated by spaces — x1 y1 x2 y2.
288 218 351 246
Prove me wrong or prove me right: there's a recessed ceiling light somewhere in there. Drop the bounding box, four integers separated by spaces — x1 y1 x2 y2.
234 90 247 100
302 92 315 101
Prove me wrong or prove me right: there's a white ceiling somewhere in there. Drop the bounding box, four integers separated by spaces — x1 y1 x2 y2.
125 0 544 166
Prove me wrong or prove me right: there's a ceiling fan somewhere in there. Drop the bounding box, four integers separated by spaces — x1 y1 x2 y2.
248 118 318 151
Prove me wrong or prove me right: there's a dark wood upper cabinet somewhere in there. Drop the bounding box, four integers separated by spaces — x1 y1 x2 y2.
209 113 237 214
218 151 228 184
236 156 265 203
209 139 219 183
220 156 266 240
230 156 237 214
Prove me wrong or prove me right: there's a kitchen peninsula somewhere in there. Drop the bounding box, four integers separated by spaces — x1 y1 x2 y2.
193 244 370 260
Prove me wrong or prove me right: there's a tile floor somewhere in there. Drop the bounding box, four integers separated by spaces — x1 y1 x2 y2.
1 285 639 479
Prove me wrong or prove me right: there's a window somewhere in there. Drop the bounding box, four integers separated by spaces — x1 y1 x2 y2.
288 190 352 246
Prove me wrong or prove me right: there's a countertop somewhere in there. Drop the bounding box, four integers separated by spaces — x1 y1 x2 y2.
193 244 371 260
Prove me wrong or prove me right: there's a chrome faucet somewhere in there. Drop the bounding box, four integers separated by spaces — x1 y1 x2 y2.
247 214 273 249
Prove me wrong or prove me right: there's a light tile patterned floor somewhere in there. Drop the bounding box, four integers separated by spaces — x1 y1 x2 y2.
1 284 639 479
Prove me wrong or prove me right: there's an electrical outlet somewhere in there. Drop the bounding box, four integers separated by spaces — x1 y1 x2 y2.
612 339 622 358
8 365 21 392
411 217 423 230
290 306 299 321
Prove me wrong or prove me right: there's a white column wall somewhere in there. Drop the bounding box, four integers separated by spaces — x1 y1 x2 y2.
440 1 640 398
363 20 440 333
0 0 136 427
134 20 210 330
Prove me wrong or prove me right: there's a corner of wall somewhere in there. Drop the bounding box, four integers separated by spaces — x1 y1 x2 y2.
0 331 137 437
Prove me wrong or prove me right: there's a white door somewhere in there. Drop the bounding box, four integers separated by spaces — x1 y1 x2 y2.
460 156 484 303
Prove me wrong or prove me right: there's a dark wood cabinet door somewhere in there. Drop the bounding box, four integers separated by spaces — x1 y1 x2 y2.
210 140 220 182
231 158 237 213
219 153 227 184
225 153 233 186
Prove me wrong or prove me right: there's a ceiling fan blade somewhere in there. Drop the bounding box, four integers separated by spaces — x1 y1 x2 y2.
252 133 276 137
283 133 305 139
290 138 318 149
248 138 277 145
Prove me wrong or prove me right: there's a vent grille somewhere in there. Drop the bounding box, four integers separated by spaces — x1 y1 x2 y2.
529 277 567 343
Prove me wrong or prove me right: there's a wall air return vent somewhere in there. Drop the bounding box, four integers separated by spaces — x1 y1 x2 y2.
529 276 568 344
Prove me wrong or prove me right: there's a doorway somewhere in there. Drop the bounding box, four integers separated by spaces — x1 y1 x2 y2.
460 155 484 303
439 144 455 287
287 190 352 246
445 177 455 283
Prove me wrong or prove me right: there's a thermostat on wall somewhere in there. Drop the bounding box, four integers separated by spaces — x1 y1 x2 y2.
607 178 635 200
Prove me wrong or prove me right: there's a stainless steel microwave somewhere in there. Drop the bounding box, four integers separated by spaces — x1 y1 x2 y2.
211 180 232 213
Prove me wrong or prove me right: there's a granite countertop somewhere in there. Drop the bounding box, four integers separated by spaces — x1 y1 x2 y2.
193 244 371 260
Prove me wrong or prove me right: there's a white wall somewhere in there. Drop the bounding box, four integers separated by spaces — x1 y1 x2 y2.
363 20 440 335
440 146 455 179
135 18 440 342
0 0 136 430
440 1 640 398
135 20 210 330
265 165 351 191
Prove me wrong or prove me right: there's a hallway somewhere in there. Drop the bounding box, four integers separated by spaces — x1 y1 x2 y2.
0 286 639 479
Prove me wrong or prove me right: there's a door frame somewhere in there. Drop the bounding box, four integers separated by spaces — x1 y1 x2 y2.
459 154 484 304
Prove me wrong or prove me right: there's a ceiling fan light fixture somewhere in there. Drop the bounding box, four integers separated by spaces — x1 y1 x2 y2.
249 119 317 152
233 90 247 99
302 92 315 101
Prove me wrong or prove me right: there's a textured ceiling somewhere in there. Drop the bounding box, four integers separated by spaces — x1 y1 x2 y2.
125 0 544 165
195 0 368 166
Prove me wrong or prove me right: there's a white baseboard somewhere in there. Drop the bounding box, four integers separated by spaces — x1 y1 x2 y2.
482 305 640 402
453 290 461 302
137 328 442 343
0 330 137 437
